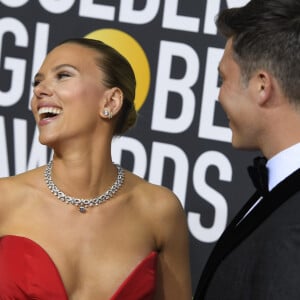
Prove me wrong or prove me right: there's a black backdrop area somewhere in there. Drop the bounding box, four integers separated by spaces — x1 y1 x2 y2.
0 0 256 293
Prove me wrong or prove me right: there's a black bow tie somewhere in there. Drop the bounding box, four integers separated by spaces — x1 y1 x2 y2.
247 156 269 196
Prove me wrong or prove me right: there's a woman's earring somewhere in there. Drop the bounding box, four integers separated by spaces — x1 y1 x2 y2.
103 109 110 117
103 109 113 119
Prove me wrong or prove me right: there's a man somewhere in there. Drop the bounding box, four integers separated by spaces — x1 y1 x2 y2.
194 0 300 299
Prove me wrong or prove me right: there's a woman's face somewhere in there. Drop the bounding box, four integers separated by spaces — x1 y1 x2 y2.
31 43 109 147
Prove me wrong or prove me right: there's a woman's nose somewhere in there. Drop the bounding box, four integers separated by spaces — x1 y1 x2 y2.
33 81 53 98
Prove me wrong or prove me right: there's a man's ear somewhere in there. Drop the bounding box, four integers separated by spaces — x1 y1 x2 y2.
256 71 272 106
100 87 123 119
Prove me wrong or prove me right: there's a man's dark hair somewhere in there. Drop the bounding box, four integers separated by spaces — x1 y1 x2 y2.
216 0 300 104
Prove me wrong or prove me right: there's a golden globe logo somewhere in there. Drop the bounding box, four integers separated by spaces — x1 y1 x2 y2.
85 29 150 111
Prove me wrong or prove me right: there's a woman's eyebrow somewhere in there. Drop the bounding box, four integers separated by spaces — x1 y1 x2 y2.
34 64 79 79
52 64 79 72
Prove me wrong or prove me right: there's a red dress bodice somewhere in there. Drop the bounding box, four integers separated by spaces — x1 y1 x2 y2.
0 235 157 300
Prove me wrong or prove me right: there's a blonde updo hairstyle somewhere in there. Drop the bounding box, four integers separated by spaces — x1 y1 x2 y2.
60 38 137 135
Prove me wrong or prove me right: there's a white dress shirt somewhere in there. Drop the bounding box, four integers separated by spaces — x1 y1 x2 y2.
267 142 300 191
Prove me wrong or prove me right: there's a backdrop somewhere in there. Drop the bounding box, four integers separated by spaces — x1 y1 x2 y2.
0 0 258 292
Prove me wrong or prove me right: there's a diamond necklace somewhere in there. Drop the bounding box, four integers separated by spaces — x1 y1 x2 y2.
44 160 125 213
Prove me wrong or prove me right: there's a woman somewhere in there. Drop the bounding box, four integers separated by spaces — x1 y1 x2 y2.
0 38 192 299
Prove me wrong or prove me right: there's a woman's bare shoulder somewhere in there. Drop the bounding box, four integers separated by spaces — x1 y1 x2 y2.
124 170 184 217
124 171 188 251
0 167 45 205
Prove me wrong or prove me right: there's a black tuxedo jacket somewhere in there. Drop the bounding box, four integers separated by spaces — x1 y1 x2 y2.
194 169 300 300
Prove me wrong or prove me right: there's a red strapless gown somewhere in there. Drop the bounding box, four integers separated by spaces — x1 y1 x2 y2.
0 235 157 300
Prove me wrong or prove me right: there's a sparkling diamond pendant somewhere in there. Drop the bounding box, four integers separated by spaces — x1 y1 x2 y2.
79 206 87 213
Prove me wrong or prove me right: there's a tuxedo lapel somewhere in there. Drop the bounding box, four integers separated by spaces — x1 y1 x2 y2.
208 192 260 265
194 168 300 299
194 192 261 299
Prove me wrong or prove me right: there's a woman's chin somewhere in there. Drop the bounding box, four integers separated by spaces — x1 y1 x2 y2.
38 135 56 148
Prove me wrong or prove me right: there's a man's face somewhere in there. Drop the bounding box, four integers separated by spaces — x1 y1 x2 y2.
218 38 260 150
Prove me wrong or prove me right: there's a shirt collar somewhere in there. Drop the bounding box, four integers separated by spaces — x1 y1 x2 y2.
266 142 300 191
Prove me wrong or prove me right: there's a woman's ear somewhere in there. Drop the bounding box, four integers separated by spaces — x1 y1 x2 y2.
100 87 123 119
